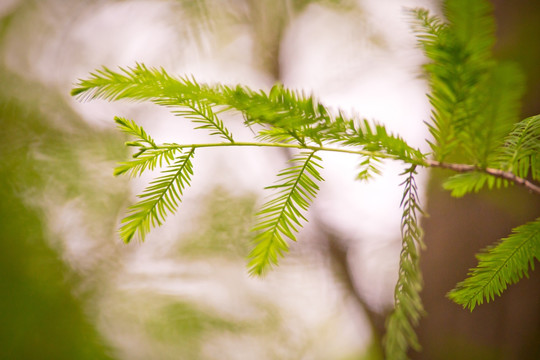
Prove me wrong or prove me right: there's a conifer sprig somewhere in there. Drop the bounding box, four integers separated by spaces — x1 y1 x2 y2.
497 115 540 181
118 148 195 242
428 115 540 197
114 147 179 178
70 1 540 357
72 64 424 164
113 116 178 177
448 218 540 311
384 166 425 360
248 151 323 276
72 65 235 142
411 1 524 166
115 116 157 148
173 99 234 143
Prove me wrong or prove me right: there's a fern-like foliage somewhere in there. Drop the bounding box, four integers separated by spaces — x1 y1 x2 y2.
115 116 157 149
119 148 195 242
345 120 424 164
70 1 540 357
72 64 424 164
72 65 234 142
442 115 540 197
356 154 382 181
113 116 178 177
412 0 524 166
448 218 540 310
384 166 425 360
248 151 323 275
412 0 540 320
173 98 234 143
71 64 425 259
442 172 508 197
497 115 540 181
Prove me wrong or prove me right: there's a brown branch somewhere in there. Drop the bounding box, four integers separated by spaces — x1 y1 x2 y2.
424 159 540 195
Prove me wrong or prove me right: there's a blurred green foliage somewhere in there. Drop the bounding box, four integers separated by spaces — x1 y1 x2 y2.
178 188 257 257
0 68 118 358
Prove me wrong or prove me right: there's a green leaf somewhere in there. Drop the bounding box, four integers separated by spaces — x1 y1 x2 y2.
448 218 540 311
114 116 157 148
384 166 425 359
442 172 508 197
112 116 180 177
248 151 323 276
73 64 234 142
114 147 178 177
118 148 195 243
356 154 382 181
473 63 524 165
496 115 540 181
445 0 494 59
73 64 425 166
412 0 524 165
173 99 234 142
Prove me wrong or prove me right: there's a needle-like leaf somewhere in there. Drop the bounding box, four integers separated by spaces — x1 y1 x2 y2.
248 151 323 276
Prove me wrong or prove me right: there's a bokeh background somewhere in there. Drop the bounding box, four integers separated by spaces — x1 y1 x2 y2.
1 0 539 359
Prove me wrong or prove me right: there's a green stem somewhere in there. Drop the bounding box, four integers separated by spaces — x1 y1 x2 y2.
144 141 540 195
153 141 397 159
426 159 540 195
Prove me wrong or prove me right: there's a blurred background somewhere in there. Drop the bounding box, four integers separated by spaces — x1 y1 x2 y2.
0 0 539 359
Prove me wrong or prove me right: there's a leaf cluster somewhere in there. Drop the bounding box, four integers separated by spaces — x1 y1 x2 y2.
413 0 540 323
72 64 424 165
248 151 323 275
496 115 540 181
412 0 524 169
119 148 195 243
448 218 540 310
72 63 430 278
384 167 425 359
113 116 177 177
70 0 540 359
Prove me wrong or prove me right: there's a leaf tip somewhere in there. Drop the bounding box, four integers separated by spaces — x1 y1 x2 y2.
70 86 85 97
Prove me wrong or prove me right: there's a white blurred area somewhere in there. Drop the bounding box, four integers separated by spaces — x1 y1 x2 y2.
2 0 435 358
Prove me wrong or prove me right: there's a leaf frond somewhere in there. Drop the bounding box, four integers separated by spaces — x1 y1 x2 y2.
248 151 323 276
112 116 181 177
448 218 540 311
118 148 195 243
73 64 234 142
411 0 524 165
114 146 179 177
73 64 423 162
345 120 424 164
441 115 540 197
384 166 425 359
172 99 234 142
442 172 509 197
114 116 157 148
356 154 382 181
496 115 540 181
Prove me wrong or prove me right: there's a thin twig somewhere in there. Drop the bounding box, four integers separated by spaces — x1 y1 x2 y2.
148 141 540 195
151 141 397 159
425 159 540 195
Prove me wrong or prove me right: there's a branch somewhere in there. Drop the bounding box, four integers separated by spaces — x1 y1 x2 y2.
146 141 399 160
425 159 540 195
134 141 540 195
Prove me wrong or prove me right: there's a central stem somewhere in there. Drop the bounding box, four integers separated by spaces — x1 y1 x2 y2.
156 141 397 159
148 142 540 195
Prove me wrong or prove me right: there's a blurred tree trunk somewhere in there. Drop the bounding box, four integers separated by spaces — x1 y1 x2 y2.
413 1 540 359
